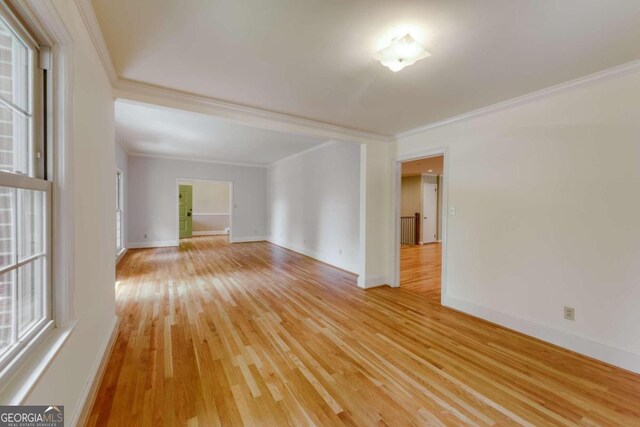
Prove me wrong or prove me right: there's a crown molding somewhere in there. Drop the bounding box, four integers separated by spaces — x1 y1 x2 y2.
267 140 338 167
73 0 391 144
396 58 640 139
74 0 640 144
128 152 268 168
113 79 391 144
74 0 117 83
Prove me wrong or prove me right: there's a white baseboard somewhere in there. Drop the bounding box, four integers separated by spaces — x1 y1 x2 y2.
192 230 228 236
268 239 359 275
127 240 178 249
230 236 268 243
71 315 119 427
443 294 640 374
116 248 127 264
357 274 389 289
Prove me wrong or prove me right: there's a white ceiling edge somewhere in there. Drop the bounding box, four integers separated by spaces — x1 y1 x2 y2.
75 0 391 145
396 57 640 139
74 0 117 82
113 79 390 144
77 0 640 145
128 152 268 168
266 140 340 168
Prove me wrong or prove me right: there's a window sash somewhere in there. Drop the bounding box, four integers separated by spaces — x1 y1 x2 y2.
0 1 51 382
0 173 50 375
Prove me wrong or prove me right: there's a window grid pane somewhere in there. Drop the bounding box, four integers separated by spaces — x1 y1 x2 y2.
0 269 13 352
0 186 14 269
17 257 42 337
0 185 47 362
0 16 33 178
18 188 43 260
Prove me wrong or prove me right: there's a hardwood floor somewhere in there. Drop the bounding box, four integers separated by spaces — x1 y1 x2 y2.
88 236 640 426
400 243 441 296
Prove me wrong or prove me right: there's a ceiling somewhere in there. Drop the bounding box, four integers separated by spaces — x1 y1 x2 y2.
115 101 327 165
402 156 443 176
93 0 640 136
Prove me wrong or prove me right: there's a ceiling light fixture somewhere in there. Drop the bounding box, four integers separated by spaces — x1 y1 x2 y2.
375 33 431 72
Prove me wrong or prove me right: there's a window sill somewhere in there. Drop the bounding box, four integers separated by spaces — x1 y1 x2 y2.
0 320 77 404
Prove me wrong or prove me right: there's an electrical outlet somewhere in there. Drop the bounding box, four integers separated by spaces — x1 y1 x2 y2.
449 206 456 216
564 306 575 321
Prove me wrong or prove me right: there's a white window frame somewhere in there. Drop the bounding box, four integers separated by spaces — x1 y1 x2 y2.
0 2 53 381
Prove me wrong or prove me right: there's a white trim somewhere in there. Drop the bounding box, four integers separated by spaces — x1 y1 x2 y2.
128 240 178 249
192 212 230 216
230 236 268 243
72 1 391 144
0 320 75 404
65 0 640 145
18 0 77 328
114 80 391 144
357 274 388 289
70 315 119 427
443 295 640 374
268 239 358 275
192 231 228 236
116 247 127 264
130 152 267 168
73 0 117 83
392 148 449 300
397 58 640 139
267 140 337 167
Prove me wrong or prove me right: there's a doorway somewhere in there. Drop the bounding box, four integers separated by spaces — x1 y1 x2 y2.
395 154 445 299
177 179 233 241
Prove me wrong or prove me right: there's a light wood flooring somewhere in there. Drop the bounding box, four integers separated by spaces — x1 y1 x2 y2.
400 243 441 296
87 236 640 426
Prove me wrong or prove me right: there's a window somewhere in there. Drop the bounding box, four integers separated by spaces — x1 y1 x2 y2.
0 9 51 375
116 169 123 253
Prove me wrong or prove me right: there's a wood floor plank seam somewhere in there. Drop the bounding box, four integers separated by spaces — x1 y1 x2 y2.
87 237 640 426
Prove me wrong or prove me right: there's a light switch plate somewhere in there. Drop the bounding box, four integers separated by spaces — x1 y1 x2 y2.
449 206 456 216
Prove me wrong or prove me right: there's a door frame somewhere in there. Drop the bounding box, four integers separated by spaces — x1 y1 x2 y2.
391 147 449 304
175 178 234 242
421 181 438 244
116 168 125 254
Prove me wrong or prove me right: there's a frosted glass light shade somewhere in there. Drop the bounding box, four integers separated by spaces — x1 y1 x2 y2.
375 34 431 72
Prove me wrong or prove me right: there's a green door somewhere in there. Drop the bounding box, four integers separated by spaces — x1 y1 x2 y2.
179 184 193 238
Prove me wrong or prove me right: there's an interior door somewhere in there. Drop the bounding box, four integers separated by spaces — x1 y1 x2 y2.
422 183 437 243
179 184 193 238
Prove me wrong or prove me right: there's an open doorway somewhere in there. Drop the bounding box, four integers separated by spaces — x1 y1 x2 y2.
177 179 233 242
398 155 444 299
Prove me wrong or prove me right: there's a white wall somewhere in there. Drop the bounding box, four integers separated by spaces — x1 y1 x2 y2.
397 68 640 373
268 141 360 273
116 142 128 245
4 0 119 421
128 156 267 246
